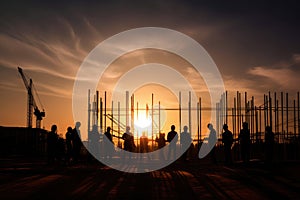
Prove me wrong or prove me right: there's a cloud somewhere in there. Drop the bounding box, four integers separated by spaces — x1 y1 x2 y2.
0 81 24 93
248 66 298 89
247 55 300 92
36 82 73 99
0 13 102 104
292 54 300 63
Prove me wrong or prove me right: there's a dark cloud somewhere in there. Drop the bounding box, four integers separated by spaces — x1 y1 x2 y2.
1 0 299 88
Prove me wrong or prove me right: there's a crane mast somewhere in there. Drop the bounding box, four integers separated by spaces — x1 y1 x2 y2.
18 67 45 128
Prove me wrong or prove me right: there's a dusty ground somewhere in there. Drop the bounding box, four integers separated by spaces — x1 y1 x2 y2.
1 156 300 199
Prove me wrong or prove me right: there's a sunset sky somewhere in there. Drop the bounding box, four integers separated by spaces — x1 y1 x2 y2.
0 0 299 138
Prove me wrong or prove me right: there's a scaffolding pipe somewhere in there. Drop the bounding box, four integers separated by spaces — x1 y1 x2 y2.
269 91 272 130
281 92 284 139
197 101 199 147
255 106 258 143
179 91 182 134
88 90 91 134
234 92 236 135
111 101 114 132
126 91 129 127
251 96 254 141
96 91 99 128
189 91 192 136
259 106 262 140
104 91 107 131
151 93 154 148
245 91 248 124
159 101 161 134
226 91 228 125
274 92 277 134
294 99 296 138
131 94 135 145
199 98 202 143
298 92 300 137
286 93 289 139
264 94 267 128
118 101 120 144
216 102 219 135
100 97 103 132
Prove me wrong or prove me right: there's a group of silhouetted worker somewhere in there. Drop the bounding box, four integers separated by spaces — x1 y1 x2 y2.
47 122 82 165
207 122 275 165
46 121 275 165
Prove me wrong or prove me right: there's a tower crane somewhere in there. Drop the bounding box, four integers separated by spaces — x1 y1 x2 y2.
18 67 45 128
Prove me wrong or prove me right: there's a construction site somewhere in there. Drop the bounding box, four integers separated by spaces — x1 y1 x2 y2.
1 68 300 199
82 89 300 162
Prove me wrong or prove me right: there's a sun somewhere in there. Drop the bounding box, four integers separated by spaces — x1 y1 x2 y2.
134 114 152 129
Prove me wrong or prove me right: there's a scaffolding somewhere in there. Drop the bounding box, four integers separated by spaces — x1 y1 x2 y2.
87 90 300 160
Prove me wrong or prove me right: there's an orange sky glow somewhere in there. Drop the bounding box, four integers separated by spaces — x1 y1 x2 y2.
1 1 300 141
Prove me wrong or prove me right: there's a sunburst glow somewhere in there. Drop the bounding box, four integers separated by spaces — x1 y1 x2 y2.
134 114 152 129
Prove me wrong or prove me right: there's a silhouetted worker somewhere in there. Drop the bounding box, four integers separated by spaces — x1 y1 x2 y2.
140 132 149 153
89 125 100 157
104 126 114 159
122 126 135 152
180 125 192 161
167 125 178 160
155 133 166 160
65 126 73 164
57 134 66 164
140 132 151 160
207 123 217 164
265 126 274 164
72 122 82 163
47 124 58 164
222 124 233 165
57 134 65 163
239 122 251 163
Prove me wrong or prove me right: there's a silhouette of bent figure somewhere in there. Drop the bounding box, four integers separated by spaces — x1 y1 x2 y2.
207 123 217 164
122 126 135 152
265 126 274 164
140 132 149 153
239 122 251 163
222 124 233 165
104 126 114 158
57 134 65 163
180 125 192 161
71 122 82 163
65 126 73 164
89 125 100 157
155 133 166 160
47 124 58 164
167 125 178 160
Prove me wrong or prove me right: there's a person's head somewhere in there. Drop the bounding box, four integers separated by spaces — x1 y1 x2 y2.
265 126 271 132
223 124 228 131
183 125 188 132
51 124 57 132
107 126 111 132
242 122 248 129
171 125 175 131
75 121 81 128
207 123 213 130
67 126 72 132
160 133 165 138
126 126 130 132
